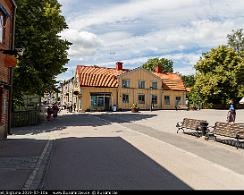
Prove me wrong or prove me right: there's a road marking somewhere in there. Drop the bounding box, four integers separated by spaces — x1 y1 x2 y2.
22 139 53 190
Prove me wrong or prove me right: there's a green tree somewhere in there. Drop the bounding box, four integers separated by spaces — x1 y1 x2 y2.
181 75 195 87
227 29 244 53
227 29 244 85
142 58 173 73
13 0 71 104
193 45 243 104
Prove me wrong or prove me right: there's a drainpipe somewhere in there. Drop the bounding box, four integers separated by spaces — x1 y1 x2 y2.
8 2 17 135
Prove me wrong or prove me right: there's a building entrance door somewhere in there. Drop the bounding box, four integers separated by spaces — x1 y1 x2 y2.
90 93 111 111
104 96 110 111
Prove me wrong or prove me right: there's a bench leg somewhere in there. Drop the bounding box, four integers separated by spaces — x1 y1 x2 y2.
236 138 240 150
177 127 183 134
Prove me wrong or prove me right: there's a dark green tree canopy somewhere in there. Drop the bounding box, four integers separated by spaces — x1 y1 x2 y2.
227 29 244 85
13 0 71 102
193 45 244 104
181 75 195 87
142 58 173 73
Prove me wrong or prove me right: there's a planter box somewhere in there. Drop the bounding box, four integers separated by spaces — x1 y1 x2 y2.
131 108 139 113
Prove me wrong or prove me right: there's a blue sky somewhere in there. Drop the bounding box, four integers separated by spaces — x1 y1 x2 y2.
57 0 244 81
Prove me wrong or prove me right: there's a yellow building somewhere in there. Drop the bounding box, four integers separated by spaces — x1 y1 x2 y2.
74 62 187 111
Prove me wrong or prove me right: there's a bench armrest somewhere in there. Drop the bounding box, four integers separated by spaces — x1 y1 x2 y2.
176 122 182 127
207 125 215 132
236 131 244 139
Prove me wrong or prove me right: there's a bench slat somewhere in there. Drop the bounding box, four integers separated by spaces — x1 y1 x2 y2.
211 122 244 138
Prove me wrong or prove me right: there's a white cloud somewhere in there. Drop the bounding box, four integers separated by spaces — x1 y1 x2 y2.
67 0 198 31
57 0 244 79
60 30 102 57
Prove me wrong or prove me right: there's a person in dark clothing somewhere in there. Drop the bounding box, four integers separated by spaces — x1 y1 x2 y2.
52 103 59 119
227 99 236 123
47 106 53 121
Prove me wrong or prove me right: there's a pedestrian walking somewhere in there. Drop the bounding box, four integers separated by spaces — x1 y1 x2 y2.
47 106 53 121
227 99 236 123
67 102 70 113
73 103 76 112
175 105 178 111
69 102 73 113
52 103 59 119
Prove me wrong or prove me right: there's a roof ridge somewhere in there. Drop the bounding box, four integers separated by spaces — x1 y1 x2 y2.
77 65 117 70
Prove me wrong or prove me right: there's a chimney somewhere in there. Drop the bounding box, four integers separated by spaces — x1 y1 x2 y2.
154 65 162 73
116 62 123 71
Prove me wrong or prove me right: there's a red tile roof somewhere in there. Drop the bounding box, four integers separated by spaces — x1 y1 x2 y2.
76 65 128 88
77 65 186 91
153 72 186 91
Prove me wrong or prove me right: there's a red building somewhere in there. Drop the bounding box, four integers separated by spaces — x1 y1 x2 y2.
0 0 16 139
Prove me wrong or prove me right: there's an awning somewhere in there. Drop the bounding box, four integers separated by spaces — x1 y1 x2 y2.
239 97 244 104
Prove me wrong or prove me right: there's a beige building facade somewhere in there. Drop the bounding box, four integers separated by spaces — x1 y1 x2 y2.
73 62 187 112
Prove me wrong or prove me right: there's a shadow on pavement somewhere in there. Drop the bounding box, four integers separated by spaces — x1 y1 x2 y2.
42 136 191 190
0 138 47 190
94 113 157 124
11 113 156 136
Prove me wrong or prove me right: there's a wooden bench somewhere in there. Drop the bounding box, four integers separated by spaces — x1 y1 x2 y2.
176 118 208 136
206 122 244 149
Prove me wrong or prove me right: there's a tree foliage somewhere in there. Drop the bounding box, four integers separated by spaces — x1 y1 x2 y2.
13 0 71 103
142 58 173 73
227 29 244 85
193 45 244 104
227 29 244 53
181 75 195 87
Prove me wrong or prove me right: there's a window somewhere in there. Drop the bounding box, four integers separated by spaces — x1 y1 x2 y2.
152 95 157 105
138 80 145 89
0 14 4 43
122 79 130 88
97 97 104 107
122 94 129 103
0 5 10 43
176 96 181 106
138 94 145 104
152 81 157 89
164 96 170 105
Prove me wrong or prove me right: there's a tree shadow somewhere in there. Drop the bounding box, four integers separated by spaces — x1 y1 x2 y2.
10 113 157 136
93 112 157 124
42 136 191 190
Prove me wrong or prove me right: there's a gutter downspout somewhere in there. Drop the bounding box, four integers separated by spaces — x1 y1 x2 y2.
7 2 17 135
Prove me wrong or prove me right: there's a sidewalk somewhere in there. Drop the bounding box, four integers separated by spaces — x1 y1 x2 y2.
0 138 48 190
